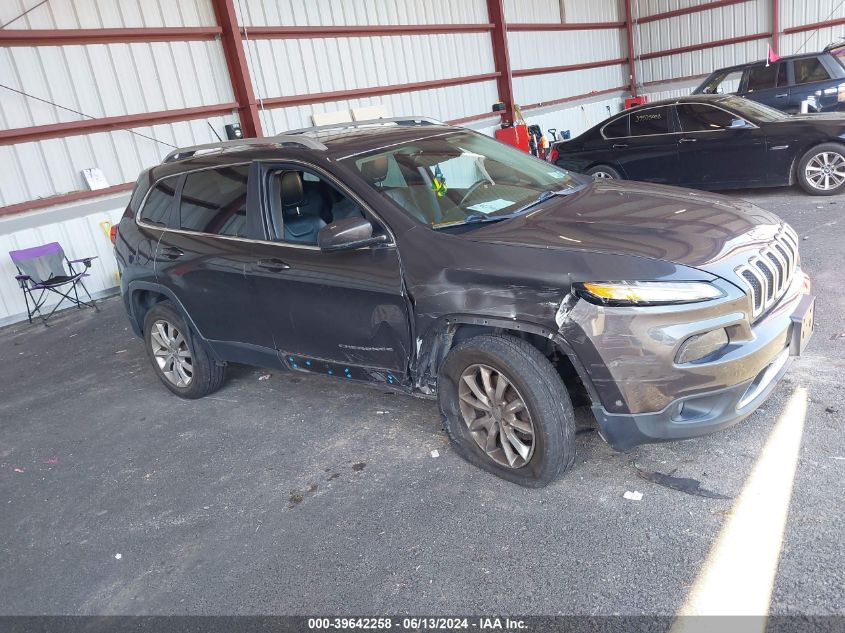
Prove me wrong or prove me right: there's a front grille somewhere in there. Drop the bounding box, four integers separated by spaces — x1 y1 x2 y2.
736 225 799 319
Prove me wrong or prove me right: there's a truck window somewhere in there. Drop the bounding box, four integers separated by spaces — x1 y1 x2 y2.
745 65 778 92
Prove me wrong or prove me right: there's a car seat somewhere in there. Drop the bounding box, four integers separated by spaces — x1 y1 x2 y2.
273 171 327 244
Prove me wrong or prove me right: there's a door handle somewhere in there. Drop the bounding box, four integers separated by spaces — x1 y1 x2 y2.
255 258 291 272
160 247 184 260
776 93 788 98
612 143 629 149
679 137 697 143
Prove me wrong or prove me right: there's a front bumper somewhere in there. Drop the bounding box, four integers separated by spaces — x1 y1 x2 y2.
563 273 814 450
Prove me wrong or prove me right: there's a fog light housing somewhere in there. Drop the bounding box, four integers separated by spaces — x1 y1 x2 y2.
675 328 729 364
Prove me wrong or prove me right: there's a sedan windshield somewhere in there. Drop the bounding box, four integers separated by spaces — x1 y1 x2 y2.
719 95 789 123
341 131 579 228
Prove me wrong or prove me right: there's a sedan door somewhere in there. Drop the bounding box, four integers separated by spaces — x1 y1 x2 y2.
675 103 767 188
247 162 412 376
614 106 679 184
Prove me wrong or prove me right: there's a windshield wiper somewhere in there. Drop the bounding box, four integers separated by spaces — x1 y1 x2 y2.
512 186 581 216
432 213 511 229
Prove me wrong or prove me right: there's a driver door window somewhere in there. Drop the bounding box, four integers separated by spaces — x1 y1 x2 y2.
266 168 371 245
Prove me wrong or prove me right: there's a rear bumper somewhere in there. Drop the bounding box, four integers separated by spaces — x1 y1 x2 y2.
594 347 792 450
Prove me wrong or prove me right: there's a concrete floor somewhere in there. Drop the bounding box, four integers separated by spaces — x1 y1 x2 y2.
0 187 842 616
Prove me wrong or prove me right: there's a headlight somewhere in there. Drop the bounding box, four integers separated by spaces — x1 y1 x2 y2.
574 281 724 306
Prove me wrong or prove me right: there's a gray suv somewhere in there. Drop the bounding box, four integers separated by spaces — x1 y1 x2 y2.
115 118 815 487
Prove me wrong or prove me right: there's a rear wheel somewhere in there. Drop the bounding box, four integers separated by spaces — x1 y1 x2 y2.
586 164 622 181
143 301 225 399
797 143 845 195
437 334 575 487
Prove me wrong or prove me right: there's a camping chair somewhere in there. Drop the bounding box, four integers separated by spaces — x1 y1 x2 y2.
9 242 99 325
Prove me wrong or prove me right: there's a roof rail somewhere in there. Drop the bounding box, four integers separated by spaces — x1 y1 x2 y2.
162 135 327 163
283 116 444 136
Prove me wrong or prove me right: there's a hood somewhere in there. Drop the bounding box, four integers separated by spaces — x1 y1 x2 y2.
787 112 845 122
465 180 784 276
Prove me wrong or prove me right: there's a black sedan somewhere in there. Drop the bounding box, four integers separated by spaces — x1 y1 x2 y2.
553 94 845 195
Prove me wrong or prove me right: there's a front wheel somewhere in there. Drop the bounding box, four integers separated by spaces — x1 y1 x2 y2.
437 334 575 487
797 143 845 195
586 164 622 181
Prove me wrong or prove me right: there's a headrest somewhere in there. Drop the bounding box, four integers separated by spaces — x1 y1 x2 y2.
360 156 388 184
281 171 304 207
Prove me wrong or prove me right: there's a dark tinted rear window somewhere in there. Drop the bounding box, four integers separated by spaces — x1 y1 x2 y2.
677 104 736 131
139 177 178 227
794 57 831 84
630 107 670 136
745 64 777 91
179 165 250 237
603 115 629 138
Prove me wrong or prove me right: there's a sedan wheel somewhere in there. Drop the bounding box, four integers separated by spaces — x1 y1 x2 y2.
458 363 535 469
150 319 193 387
804 152 845 191
591 170 615 180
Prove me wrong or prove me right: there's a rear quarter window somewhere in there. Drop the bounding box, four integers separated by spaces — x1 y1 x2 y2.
602 115 629 138
139 177 179 227
794 57 831 84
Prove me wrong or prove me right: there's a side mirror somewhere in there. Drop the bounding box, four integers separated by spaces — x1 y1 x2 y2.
730 118 751 129
318 216 387 252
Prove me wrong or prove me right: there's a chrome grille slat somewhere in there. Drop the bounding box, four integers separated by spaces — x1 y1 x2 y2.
736 226 798 319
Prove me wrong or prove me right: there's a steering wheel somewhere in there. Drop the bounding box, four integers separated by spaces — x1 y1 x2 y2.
458 179 495 206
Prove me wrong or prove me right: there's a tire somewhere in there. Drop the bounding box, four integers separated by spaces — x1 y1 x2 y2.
437 334 576 487
586 164 622 181
797 143 845 195
143 301 225 399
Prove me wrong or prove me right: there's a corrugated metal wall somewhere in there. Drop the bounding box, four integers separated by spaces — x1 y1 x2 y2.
635 0 770 86
780 0 845 55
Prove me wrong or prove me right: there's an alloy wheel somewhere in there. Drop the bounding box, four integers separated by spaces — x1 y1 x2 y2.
805 151 845 191
591 171 614 180
457 363 535 468
150 319 193 387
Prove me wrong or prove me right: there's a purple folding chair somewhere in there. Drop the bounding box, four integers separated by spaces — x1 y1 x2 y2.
9 242 99 325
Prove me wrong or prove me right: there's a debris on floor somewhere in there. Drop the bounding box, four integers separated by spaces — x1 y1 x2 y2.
623 490 643 501
430 449 439 458
44 457 58 465
352 462 366 472
634 462 732 500
258 374 271 381
12 467 25 473
114 553 122 560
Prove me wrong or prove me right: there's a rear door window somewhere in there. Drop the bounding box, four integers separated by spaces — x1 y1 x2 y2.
603 115 629 138
677 104 737 132
794 57 831 85
139 177 178 227
745 64 778 92
179 165 250 237
629 107 671 136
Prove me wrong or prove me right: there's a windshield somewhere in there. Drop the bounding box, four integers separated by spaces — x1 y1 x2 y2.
719 95 789 123
341 131 578 228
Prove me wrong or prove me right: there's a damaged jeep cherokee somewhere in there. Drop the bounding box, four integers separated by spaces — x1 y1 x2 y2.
115 117 815 487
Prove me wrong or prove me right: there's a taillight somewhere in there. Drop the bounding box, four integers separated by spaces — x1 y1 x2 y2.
110 225 118 244
548 148 559 163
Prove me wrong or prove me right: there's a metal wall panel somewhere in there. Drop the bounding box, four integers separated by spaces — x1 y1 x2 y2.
0 41 232 128
509 28 625 70
0 114 239 207
0 0 216 29
514 65 628 107
504 0 561 24
635 0 770 84
563 0 622 23
237 0 489 26
243 32 494 101
260 80 500 133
